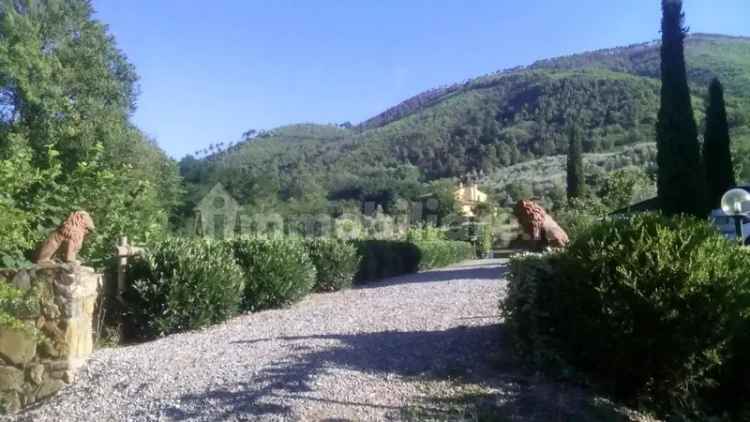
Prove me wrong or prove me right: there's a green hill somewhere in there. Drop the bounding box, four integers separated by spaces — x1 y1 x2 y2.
179 33 750 221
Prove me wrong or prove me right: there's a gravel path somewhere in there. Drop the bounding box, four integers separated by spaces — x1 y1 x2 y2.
6 259 650 421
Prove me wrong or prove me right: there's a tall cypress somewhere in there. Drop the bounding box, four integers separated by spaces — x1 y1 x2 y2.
656 0 706 216
566 124 585 200
703 78 736 209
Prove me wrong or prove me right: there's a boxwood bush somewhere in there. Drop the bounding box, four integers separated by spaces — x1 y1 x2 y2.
353 239 475 282
124 238 244 339
304 239 360 292
414 241 475 270
231 237 316 311
352 240 421 282
501 213 750 416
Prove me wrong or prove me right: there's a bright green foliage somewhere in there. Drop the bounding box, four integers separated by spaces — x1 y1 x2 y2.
231 238 316 311
555 168 654 240
475 223 494 258
124 238 244 339
446 222 493 258
304 239 360 292
0 0 182 267
501 213 750 416
0 137 60 266
566 124 585 199
703 78 736 209
413 241 475 270
405 224 446 242
0 281 39 333
656 0 706 217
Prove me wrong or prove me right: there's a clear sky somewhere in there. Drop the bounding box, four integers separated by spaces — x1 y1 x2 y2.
92 0 748 159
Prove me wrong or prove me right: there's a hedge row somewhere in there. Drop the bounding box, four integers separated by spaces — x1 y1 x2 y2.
500 213 750 418
124 237 473 339
123 238 244 339
413 241 475 271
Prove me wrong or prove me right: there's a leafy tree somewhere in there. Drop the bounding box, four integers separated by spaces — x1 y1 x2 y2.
703 78 736 209
0 0 181 266
656 0 706 216
566 124 585 199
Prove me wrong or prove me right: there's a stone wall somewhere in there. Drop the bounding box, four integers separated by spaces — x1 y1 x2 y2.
0 264 101 412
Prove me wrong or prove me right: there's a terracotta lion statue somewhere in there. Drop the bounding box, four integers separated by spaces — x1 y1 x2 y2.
513 200 569 249
34 211 96 265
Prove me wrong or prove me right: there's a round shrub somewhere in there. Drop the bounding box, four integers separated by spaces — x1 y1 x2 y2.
231 238 316 311
502 213 750 413
124 238 244 339
304 239 360 292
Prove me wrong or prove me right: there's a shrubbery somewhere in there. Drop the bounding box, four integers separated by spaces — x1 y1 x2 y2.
501 213 750 417
406 225 446 242
414 241 475 270
122 236 474 341
304 239 360 292
353 239 474 281
124 238 245 339
231 237 316 311
353 240 421 282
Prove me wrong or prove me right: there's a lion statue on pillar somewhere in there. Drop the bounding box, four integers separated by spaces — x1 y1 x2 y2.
513 200 569 249
34 211 96 265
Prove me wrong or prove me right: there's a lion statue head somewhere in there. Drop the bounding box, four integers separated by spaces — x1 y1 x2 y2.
60 211 96 242
513 199 547 241
513 200 569 249
34 210 96 264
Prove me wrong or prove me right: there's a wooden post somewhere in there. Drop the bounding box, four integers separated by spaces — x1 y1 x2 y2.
113 236 144 303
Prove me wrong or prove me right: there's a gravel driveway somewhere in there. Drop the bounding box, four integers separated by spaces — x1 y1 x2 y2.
6 259 649 421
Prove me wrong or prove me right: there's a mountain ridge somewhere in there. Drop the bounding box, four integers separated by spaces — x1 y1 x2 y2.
356 33 750 131
179 33 750 219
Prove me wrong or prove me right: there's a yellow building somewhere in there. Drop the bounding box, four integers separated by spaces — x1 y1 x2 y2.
454 182 488 217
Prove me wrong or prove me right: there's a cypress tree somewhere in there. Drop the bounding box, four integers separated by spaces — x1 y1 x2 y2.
656 0 706 216
566 124 585 200
703 78 736 209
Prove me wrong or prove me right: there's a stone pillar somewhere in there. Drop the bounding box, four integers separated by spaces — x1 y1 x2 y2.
0 264 101 412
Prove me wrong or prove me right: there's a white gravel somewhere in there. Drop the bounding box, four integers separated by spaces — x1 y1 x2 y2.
8 259 510 421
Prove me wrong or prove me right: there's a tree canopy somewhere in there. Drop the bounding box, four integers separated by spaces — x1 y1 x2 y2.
0 0 182 266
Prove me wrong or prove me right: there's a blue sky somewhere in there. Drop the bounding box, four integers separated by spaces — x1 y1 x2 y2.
92 0 748 159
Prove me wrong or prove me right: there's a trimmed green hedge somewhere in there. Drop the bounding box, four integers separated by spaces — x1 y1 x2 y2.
501 213 750 417
352 240 420 282
124 238 244 339
123 236 474 341
231 237 316 311
353 239 474 282
414 241 475 270
304 238 360 292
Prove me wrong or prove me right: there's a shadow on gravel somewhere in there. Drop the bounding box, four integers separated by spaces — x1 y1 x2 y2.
164 324 503 420
165 321 625 421
354 261 508 290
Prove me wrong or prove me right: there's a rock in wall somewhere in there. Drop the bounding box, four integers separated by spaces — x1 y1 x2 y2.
0 264 101 413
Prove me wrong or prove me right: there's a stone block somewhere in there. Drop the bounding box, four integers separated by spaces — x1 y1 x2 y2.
28 364 45 386
0 366 24 392
35 378 64 400
11 271 31 290
0 327 37 366
0 264 101 412
0 390 21 413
